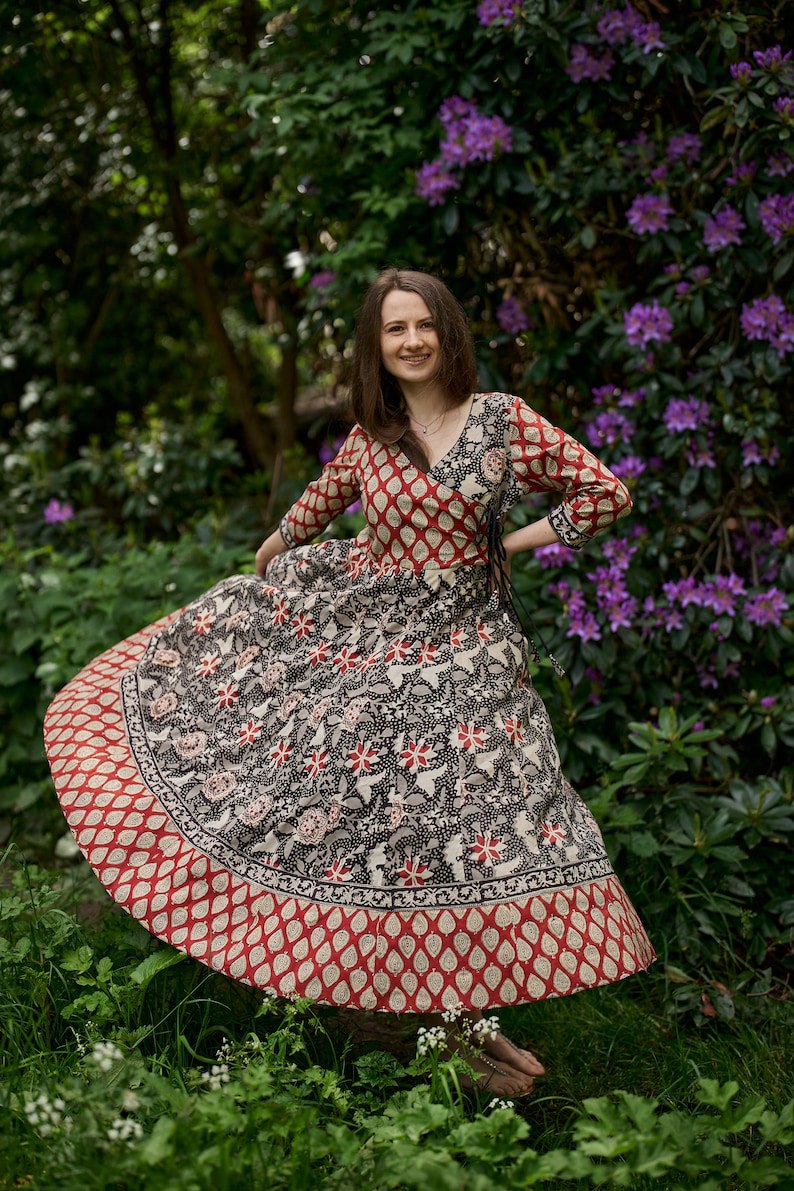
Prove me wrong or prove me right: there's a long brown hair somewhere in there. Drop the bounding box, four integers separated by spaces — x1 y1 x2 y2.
346 267 479 472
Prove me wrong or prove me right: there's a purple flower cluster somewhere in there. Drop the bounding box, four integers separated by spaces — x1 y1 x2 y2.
744 587 789 625
416 96 512 205
658 572 789 637
549 582 602 642
740 294 794 358
726 161 757 187
592 384 645 408
666 133 702 164
535 541 577 570
610 453 647 480
703 205 746 252
623 300 674 348
767 153 794 177
752 45 793 73
685 434 716 469
476 0 521 26
585 551 640 631
566 44 614 83
43 499 74 524
741 438 781 467
730 61 753 84
663 395 711 433
496 295 531 334
773 96 794 122
414 159 460 206
586 409 635 447
758 193 794 244
626 192 674 234
309 271 336 290
595 4 665 54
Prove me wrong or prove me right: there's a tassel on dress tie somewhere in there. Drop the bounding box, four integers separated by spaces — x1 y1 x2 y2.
473 504 568 681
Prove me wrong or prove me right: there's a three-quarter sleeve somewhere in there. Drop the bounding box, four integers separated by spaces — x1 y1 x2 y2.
278 424 365 548
505 394 633 549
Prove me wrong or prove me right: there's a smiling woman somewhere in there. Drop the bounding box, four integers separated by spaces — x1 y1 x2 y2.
44 267 654 1103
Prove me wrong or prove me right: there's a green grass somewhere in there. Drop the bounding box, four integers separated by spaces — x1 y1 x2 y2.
0 845 792 1190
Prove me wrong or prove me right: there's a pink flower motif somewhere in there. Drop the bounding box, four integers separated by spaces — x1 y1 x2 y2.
347 741 378 774
540 821 566 846
225 609 250 630
307 641 329 666
152 648 180 667
173 730 207 759
418 641 439 664
342 696 368 729
309 697 331 726
456 722 487 751
270 740 293 766
150 692 179 720
291 611 315 638
325 858 353 882
238 720 262 746
400 739 433 771
470 831 504 865
397 857 430 886
481 446 507 483
385 638 411 663
235 645 260 670
279 692 302 721
237 793 273 826
296 806 328 844
193 610 214 635
264 660 287 687
216 682 239 709
503 718 524 743
304 749 328 779
201 771 237 801
389 798 406 829
196 653 220 678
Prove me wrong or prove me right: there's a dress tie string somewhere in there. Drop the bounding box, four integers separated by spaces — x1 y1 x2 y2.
473 504 568 681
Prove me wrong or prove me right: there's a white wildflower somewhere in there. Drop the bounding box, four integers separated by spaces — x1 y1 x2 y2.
107 1117 144 1144
471 1015 500 1041
488 1098 515 1111
120 1089 140 1113
88 1040 124 1071
441 1004 465 1024
215 1037 233 1063
23 1092 65 1133
200 1063 231 1090
416 1025 447 1057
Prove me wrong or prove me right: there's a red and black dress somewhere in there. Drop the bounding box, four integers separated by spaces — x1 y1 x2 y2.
43 390 656 1013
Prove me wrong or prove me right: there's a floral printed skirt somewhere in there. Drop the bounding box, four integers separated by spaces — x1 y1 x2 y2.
43 537 656 1013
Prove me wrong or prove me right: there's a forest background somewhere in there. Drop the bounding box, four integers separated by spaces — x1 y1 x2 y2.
0 0 792 1186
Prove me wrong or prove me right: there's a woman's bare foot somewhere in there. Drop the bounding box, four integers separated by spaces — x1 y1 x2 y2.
423 1014 535 1098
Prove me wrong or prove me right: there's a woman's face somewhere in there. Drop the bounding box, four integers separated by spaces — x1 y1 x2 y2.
379 290 442 387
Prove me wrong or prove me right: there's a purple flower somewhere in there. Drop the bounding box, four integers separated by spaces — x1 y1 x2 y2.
618 386 645 408
591 384 620 405
610 454 646 480
744 587 789 626
703 205 746 251
438 104 513 167
663 395 711 433
633 21 664 54
726 160 757 187
623 300 674 348
758 193 794 244
535 541 576 569
752 45 794 73
741 438 780 467
566 44 615 83
770 526 788 547
648 164 668 183
439 97 479 126
773 96 794 122
740 293 794 358
685 437 716 468
309 270 336 290
675 281 691 297
627 192 674 234
666 133 702 164
690 265 711 283
730 61 753 84
415 158 460 206
43 499 74 524
496 295 531 334
586 410 635 447
760 695 777 709
767 153 794 177
663 262 682 277
476 0 521 26
596 4 663 52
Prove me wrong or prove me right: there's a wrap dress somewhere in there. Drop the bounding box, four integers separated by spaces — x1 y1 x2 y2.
43 389 656 1013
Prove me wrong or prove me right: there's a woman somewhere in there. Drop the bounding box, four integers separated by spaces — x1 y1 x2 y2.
44 267 655 1100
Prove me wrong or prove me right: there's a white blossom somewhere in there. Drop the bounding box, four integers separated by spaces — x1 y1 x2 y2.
471 1015 500 1041
487 1098 515 1111
200 1062 231 1090
23 1093 66 1134
107 1117 144 1144
88 1040 124 1071
416 1025 447 1056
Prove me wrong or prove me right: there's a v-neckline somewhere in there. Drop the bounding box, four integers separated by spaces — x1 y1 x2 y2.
393 391 479 479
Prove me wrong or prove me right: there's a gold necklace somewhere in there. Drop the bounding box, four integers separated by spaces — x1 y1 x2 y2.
407 406 449 435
